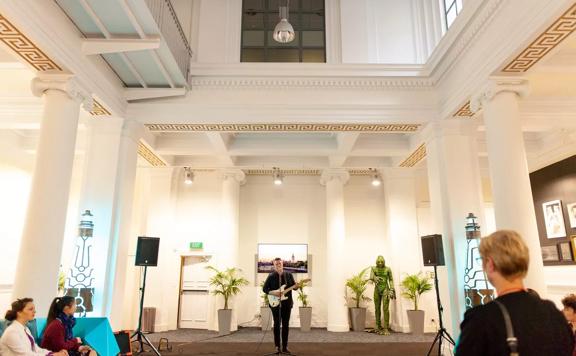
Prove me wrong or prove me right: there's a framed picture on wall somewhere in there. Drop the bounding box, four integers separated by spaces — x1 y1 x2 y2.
559 242 573 261
571 235 576 261
541 245 560 262
542 200 567 238
567 202 576 228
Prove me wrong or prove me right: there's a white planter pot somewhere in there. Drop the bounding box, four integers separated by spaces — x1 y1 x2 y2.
299 307 312 332
261 307 272 331
349 307 366 332
406 310 425 336
218 309 232 336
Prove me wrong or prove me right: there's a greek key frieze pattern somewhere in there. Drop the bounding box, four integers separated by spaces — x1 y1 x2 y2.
503 4 576 72
145 123 421 133
399 144 426 168
453 101 474 118
0 14 61 71
137 141 166 167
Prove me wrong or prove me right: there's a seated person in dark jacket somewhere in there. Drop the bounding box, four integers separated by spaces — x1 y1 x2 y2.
41 296 95 356
561 294 576 356
455 230 574 356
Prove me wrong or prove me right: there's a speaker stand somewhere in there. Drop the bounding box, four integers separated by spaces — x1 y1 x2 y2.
426 265 455 356
131 266 161 356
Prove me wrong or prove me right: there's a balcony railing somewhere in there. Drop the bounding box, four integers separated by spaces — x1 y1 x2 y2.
145 0 193 81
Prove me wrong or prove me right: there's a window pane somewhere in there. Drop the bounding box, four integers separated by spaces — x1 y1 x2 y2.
244 0 264 9
302 49 325 62
446 7 457 27
243 31 265 46
267 48 299 62
266 14 300 29
243 12 264 29
302 31 324 47
267 31 299 47
301 14 324 30
301 0 324 12
241 48 265 62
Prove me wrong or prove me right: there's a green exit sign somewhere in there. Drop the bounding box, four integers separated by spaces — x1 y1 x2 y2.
190 242 203 250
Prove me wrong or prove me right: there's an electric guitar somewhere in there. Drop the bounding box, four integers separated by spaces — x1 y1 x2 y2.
268 278 311 307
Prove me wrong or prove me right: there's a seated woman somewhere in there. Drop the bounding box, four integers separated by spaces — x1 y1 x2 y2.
0 298 67 356
561 294 576 356
41 297 95 356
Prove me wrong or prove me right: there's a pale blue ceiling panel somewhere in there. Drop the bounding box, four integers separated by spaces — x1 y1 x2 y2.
156 41 187 86
102 53 142 87
55 0 102 36
85 0 138 35
125 51 170 87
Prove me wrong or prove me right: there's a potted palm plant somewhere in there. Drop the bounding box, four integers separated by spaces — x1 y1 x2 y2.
401 272 433 335
206 266 249 335
345 267 371 331
259 281 272 331
296 280 311 332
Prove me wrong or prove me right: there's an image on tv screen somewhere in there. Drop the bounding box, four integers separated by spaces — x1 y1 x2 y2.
258 243 308 273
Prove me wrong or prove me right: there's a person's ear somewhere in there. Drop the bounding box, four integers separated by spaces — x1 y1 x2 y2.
484 257 495 273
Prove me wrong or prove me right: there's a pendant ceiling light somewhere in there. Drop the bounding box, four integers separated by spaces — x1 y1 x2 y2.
273 0 295 43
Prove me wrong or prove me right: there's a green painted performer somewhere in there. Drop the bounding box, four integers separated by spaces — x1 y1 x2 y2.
370 255 395 335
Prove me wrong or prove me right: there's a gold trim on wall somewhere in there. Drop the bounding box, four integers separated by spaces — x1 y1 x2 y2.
89 100 111 116
503 3 576 72
399 144 426 167
244 169 375 176
137 141 166 167
453 101 474 118
0 14 61 71
145 123 421 133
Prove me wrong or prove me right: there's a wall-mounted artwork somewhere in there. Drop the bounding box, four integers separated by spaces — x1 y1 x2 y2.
258 243 308 273
567 202 576 229
571 236 576 261
541 245 560 262
559 242 573 261
542 200 567 238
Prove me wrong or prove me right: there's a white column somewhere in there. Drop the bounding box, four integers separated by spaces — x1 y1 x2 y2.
105 120 143 330
424 120 485 337
382 168 421 332
74 117 124 317
321 169 350 332
220 169 245 268
12 71 91 316
471 77 546 294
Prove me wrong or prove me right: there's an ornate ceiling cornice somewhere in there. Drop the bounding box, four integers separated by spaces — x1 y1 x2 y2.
0 13 111 117
190 77 434 90
453 101 474 118
244 169 375 176
399 144 426 168
503 3 576 72
145 123 420 133
0 14 61 71
89 99 111 116
137 141 166 167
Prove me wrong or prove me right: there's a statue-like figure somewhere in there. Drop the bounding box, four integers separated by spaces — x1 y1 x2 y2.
370 255 395 335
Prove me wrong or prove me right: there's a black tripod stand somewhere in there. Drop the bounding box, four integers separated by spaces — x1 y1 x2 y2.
131 266 161 356
427 265 455 356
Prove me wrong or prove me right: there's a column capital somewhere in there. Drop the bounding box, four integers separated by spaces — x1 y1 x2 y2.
470 76 530 113
31 70 93 111
320 168 350 186
221 169 246 185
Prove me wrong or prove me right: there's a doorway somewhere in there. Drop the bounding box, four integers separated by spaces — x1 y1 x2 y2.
178 255 210 329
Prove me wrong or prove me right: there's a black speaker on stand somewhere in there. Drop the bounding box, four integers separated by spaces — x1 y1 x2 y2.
132 236 161 356
420 234 455 356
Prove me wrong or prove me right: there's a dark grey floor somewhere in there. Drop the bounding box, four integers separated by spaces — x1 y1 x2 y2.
146 327 436 344
137 328 442 355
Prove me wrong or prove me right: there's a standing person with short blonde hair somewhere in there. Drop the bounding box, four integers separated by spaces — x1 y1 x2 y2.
455 230 574 356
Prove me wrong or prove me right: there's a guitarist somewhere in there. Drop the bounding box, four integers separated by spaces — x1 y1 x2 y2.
263 257 298 355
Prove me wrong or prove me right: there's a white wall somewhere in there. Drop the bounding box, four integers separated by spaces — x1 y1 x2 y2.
137 172 442 331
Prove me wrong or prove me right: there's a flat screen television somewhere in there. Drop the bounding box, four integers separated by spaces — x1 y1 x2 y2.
258 243 308 273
